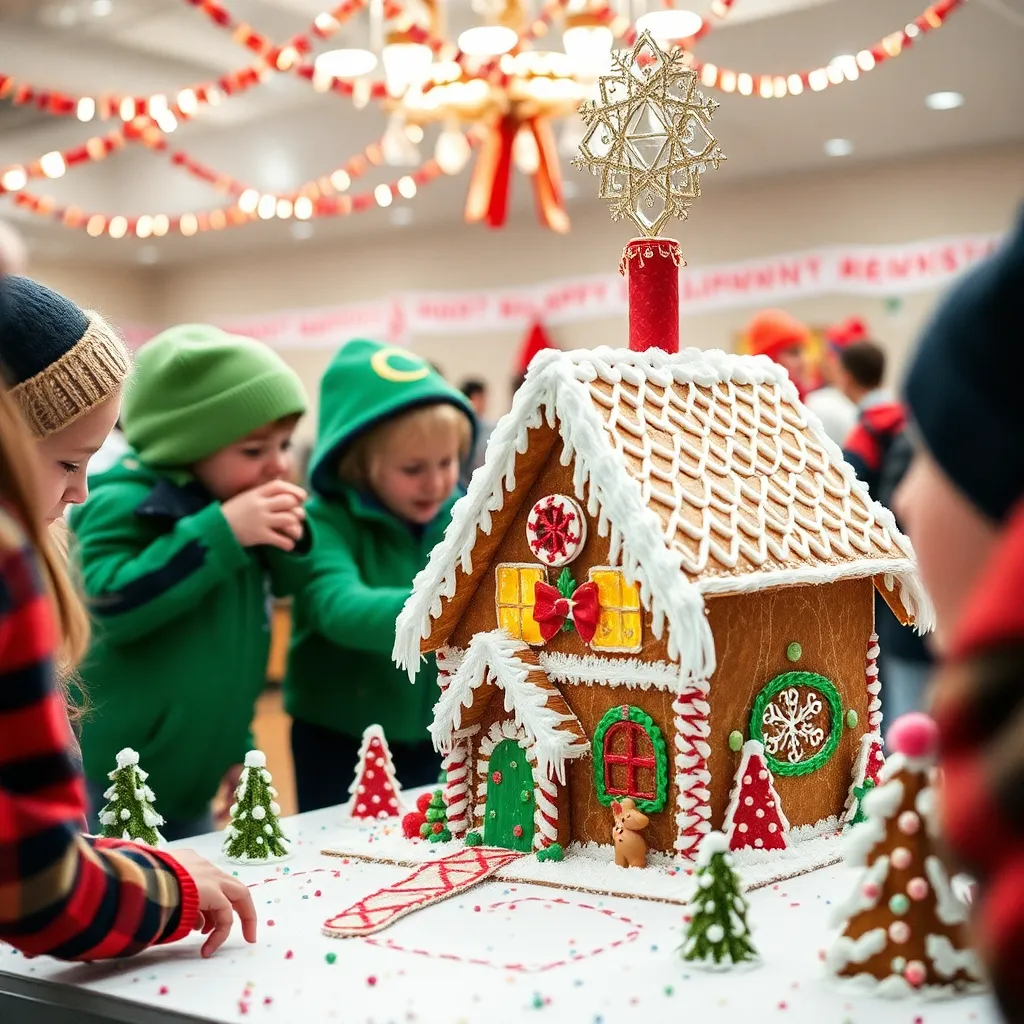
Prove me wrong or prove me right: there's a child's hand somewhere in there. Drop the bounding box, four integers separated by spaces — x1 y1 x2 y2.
171 849 258 957
222 481 307 550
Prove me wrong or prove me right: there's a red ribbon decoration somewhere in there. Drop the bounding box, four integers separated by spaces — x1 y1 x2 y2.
533 581 600 644
465 114 569 233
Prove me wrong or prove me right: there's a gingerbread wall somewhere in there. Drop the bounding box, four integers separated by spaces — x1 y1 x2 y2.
704 577 876 831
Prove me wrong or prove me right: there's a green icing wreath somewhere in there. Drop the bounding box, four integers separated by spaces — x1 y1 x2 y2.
749 671 842 777
592 705 668 815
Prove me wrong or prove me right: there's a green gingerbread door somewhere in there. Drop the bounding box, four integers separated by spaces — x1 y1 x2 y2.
483 739 535 852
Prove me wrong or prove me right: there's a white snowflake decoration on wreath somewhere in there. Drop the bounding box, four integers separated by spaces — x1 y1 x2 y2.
761 687 826 764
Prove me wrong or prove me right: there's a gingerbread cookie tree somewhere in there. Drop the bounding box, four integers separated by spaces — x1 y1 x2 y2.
682 831 757 968
98 747 164 846
223 750 289 864
723 740 789 852
344 724 404 820
827 713 984 995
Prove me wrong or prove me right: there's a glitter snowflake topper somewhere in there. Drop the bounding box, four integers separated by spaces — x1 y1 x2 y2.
573 32 725 237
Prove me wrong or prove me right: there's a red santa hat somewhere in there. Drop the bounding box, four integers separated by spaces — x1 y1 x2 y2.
515 320 559 377
825 315 870 350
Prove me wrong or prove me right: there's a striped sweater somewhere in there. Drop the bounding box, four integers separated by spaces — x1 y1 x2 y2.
932 499 1024 1020
0 505 198 959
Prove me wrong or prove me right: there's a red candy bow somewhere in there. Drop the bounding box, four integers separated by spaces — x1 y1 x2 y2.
533 580 600 644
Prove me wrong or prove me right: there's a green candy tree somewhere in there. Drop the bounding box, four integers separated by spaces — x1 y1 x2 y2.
223 750 290 863
682 830 758 968
98 747 165 846
421 789 452 844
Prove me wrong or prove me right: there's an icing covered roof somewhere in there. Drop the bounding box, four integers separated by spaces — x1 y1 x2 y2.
394 346 933 686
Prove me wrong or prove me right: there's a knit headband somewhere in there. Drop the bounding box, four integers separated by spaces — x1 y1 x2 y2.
10 311 131 437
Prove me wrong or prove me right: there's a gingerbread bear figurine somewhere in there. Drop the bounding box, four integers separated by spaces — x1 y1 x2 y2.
611 798 649 868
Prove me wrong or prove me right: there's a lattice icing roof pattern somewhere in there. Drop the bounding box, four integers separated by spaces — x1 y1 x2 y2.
394 346 933 687
586 363 902 583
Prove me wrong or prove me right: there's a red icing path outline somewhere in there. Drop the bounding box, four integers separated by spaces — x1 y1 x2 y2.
365 896 642 971
322 847 524 937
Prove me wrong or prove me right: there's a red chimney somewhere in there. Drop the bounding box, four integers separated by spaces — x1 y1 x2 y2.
621 237 681 354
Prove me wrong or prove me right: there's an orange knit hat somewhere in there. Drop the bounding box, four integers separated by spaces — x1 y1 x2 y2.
745 309 811 361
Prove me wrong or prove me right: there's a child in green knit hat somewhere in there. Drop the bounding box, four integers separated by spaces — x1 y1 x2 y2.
285 340 474 811
70 324 313 841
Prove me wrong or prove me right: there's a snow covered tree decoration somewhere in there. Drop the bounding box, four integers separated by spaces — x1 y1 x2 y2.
723 740 789 852
223 750 289 864
826 713 984 995
843 732 886 826
98 747 164 846
343 724 404 820
682 830 758 968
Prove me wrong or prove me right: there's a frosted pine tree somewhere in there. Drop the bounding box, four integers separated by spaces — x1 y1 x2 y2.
682 830 758 968
223 750 290 864
98 748 165 846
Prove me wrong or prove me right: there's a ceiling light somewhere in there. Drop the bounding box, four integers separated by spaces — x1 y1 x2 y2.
435 126 472 175
330 169 351 192
634 10 703 42
291 221 314 241
77 97 96 122
925 90 964 111
824 137 853 157
151 214 170 237
562 25 613 79
382 43 434 95
135 215 153 239
257 194 277 220
457 26 518 57
397 176 417 199
92 0 113 15
314 49 378 79
374 184 394 208
294 196 314 220
107 216 128 239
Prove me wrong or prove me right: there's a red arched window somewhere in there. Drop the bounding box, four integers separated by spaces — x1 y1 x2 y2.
603 719 657 801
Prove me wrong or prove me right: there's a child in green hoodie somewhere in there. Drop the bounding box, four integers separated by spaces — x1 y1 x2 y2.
285 340 474 812
71 324 313 841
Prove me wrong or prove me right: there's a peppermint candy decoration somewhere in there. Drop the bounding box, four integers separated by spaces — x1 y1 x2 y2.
526 494 587 566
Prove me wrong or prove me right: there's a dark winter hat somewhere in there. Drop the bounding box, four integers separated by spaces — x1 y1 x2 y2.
0 275 130 437
903 211 1024 523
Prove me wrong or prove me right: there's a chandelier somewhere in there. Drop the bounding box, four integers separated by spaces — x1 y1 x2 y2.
0 0 966 241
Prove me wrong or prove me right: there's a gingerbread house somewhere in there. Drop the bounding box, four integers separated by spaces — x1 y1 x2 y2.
393 345 933 861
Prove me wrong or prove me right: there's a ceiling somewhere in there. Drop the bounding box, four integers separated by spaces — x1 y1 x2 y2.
1 0 1022 265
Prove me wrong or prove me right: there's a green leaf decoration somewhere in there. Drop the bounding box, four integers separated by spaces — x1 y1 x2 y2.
849 778 875 826
556 567 577 599
465 831 483 847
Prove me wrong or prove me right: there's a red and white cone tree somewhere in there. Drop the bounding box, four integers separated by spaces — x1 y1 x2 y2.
343 724 405 820
723 740 789 852
826 713 984 996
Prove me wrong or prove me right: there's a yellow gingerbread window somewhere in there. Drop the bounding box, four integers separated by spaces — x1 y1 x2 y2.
589 568 643 652
495 564 546 645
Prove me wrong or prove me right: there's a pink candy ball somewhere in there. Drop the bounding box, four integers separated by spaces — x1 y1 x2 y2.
888 921 910 944
862 881 880 900
904 960 927 987
891 846 912 870
898 810 921 835
886 713 939 759
907 877 930 901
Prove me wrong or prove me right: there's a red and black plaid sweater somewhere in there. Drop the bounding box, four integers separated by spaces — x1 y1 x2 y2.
932 499 1024 1021
0 506 198 960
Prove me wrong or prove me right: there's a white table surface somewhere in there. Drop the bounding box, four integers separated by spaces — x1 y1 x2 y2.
0 805 1001 1024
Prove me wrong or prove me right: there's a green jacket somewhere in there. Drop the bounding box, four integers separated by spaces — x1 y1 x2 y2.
70 457 314 821
284 339 474 742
